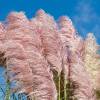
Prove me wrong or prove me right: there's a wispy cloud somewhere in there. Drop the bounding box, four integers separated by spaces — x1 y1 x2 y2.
72 0 100 43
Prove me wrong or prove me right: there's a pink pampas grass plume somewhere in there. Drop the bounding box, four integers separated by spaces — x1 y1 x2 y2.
59 16 96 100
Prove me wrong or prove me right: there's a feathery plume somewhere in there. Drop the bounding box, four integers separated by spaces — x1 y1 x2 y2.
59 16 96 100
5 11 57 100
31 9 62 74
84 33 100 90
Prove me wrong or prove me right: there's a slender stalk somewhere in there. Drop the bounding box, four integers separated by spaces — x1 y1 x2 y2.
5 79 10 100
64 76 67 100
58 74 61 100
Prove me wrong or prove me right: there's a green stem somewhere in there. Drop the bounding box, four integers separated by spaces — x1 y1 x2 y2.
64 76 67 100
58 74 61 100
5 79 10 100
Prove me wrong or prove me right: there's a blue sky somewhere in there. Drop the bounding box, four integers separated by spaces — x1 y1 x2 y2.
0 0 100 43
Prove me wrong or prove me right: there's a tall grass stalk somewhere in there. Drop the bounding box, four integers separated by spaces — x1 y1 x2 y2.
58 74 61 100
64 76 67 100
5 79 10 100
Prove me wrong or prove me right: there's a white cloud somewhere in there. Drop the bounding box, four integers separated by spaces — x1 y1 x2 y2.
72 0 100 43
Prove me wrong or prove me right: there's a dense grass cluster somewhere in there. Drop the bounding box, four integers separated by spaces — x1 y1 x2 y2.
0 9 100 100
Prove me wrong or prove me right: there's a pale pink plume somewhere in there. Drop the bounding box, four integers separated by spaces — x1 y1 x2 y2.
59 16 96 100
31 9 62 74
84 33 100 90
4 11 57 100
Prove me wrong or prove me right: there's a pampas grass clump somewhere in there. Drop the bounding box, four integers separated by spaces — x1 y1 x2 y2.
0 9 100 100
